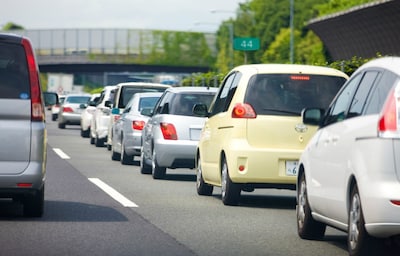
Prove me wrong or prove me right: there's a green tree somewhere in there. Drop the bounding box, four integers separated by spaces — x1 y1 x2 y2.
2 22 24 30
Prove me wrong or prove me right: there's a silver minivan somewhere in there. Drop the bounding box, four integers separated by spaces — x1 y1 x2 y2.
0 33 50 217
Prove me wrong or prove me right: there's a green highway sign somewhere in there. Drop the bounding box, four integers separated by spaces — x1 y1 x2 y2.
233 37 260 51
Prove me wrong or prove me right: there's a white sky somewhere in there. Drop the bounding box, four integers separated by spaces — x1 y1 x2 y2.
1 0 246 32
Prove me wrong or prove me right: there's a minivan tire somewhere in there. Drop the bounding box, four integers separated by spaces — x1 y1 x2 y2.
23 186 44 217
221 157 241 206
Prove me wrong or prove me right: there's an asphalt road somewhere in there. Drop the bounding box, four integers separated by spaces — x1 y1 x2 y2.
0 113 350 256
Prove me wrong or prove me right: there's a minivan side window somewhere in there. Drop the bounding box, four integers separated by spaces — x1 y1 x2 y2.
210 72 241 116
364 70 398 115
347 71 379 118
323 74 362 126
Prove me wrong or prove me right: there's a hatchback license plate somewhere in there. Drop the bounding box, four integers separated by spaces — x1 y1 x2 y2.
286 161 298 176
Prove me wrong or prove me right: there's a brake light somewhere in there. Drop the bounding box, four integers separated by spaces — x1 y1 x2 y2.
390 200 400 206
17 183 32 188
132 120 145 130
232 103 256 118
63 106 74 113
378 86 400 138
291 75 310 81
22 38 44 122
160 122 177 140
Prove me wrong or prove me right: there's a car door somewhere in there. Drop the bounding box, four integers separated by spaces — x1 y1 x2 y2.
307 71 379 222
200 72 241 184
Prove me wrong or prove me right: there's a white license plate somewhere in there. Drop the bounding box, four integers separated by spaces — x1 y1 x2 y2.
285 161 298 176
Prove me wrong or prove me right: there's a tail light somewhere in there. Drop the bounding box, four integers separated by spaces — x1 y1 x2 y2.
232 103 257 118
132 120 145 131
160 122 177 140
62 106 74 113
378 86 400 138
22 38 44 122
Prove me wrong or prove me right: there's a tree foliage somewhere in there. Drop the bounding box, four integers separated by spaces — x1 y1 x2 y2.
2 22 24 30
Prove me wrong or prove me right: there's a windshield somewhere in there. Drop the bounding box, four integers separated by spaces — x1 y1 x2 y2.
245 74 346 116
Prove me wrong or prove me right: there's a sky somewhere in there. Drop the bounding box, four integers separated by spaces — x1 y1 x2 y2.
1 0 246 32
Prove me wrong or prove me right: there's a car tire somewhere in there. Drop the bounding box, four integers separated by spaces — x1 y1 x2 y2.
111 148 121 161
152 150 166 179
23 186 44 217
196 154 213 196
140 150 152 174
90 135 95 145
81 128 90 138
51 114 57 121
120 139 134 165
95 136 104 147
297 171 326 240
58 122 66 129
221 156 241 206
348 185 383 256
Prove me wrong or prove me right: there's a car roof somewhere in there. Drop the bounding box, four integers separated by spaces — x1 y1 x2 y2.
355 56 400 75
231 64 349 78
115 82 171 88
164 86 219 93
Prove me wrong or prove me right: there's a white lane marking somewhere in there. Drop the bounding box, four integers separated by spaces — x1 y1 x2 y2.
88 178 138 208
53 148 70 159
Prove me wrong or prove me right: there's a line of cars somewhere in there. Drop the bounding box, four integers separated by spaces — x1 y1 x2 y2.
72 58 400 255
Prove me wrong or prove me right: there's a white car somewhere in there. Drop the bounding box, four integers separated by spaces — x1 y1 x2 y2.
80 93 100 137
58 94 91 129
111 92 162 164
90 85 117 147
297 56 400 255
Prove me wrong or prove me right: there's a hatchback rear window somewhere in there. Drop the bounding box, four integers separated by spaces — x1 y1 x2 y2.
170 93 216 116
245 74 346 116
119 86 167 108
0 42 30 99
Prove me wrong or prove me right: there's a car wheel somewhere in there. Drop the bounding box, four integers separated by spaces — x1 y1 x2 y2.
152 150 166 179
297 171 326 240
120 139 134 165
348 185 382 256
196 154 213 196
221 156 241 205
111 148 121 161
140 150 152 174
23 186 44 217
51 114 57 121
90 135 95 145
58 122 66 129
95 136 104 147
81 128 90 138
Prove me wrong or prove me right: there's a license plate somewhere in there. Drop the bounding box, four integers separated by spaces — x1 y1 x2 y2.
285 161 298 176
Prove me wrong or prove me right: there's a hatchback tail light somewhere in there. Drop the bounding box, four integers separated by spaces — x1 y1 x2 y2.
132 120 145 131
160 122 177 140
22 38 44 122
378 86 400 138
232 103 257 118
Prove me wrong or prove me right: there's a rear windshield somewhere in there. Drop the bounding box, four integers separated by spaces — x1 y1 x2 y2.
0 42 30 99
65 96 91 104
138 97 160 112
245 74 346 116
170 92 215 116
119 86 167 108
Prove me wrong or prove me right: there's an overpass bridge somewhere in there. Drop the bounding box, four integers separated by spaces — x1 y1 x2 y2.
2 28 216 86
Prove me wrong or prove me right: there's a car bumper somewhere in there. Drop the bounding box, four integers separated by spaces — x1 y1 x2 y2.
155 139 198 168
223 142 301 185
60 113 81 124
124 131 143 156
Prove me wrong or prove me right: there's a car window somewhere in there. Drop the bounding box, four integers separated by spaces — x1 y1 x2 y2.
66 96 91 104
138 97 160 112
154 91 173 114
347 71 379 118
245 74 346 116
119 86 167 108
210 72 241 116
0 43 30 99
364 70 398 115
323 74 362 126
170 93 216 116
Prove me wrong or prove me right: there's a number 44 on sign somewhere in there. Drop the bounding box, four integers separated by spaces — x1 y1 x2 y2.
233 37 260 51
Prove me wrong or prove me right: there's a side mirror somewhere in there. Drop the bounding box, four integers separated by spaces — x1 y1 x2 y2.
193 104 209 117
302 108 324 126
43 92 58 108
105 100 112 108
111 108 120 115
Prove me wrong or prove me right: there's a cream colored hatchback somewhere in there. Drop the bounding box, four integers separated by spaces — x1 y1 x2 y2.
194 64 348 205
